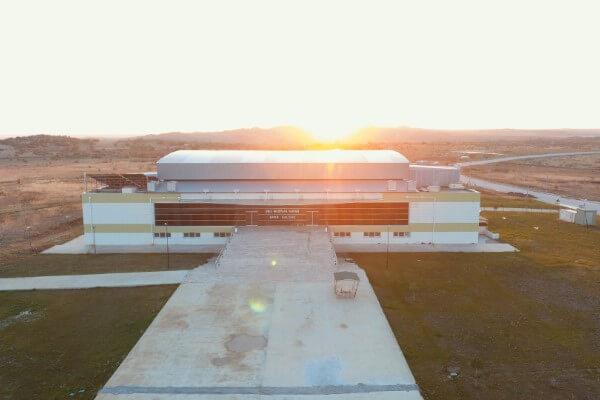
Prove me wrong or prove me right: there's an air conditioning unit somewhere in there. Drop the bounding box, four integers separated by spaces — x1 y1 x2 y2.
166 181 177 192
122 187 137 194
449 183 464 190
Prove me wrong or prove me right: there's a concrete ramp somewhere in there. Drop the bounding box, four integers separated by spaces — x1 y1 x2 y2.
96 226 422 399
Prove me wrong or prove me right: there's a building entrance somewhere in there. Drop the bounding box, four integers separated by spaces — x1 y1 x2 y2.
154 202 408 227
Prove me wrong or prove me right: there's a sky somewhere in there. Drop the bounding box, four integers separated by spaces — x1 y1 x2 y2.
0 0 599 140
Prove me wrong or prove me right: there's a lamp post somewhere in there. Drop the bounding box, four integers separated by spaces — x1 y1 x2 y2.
386 224 390 270
164 222 170 269
24 226 32 252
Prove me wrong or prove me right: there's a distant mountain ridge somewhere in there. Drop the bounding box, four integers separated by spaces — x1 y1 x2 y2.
135 126 314 146
134 126 600 145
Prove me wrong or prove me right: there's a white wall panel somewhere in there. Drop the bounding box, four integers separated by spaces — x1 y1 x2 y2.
83 203 154 225
84 232 153 246
409 202 479 223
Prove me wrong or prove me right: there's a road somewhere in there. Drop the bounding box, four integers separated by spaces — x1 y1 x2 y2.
457 150 600 167
460 175 600 211
457 151 600 211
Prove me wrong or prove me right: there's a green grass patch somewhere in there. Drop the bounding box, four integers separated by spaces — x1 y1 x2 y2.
0 253 214 278
0 285 176 400
351 212 600 399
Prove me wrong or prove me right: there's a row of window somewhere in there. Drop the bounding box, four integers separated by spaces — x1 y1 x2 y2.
154 232 171 238
154 232 231 238
333 231 351 237
183 232 201 238
155 231 409 239
333 232 411 238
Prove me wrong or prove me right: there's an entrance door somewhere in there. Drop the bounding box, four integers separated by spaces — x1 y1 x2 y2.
306 210 318 226
246 210 258 226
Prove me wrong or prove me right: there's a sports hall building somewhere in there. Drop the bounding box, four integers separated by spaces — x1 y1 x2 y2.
83 150 480 247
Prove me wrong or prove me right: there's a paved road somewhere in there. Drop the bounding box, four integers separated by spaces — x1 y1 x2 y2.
0 270 190 291
457 150 600 167
461 175 600 211
455 150 600 211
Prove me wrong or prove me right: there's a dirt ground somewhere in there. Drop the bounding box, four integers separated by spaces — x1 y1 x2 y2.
0 158 154 265
465 154 600 201
352 212 600 400
0 285 176 400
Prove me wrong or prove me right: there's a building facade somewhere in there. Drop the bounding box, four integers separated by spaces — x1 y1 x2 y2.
83 150 480 247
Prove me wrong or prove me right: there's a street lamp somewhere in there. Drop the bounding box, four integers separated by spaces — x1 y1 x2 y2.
386 224 390 269
164 223 170 269
24 226 32 252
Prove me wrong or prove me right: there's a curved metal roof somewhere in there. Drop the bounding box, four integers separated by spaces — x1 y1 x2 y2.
157 150 408 164
156 150 410 181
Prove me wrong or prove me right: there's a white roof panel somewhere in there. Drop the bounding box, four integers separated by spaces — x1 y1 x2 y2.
157 150 409 165
156 150 410 181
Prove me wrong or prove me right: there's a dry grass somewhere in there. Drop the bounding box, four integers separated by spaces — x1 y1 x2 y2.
0 285 176 400
480 192 560 209
0 253 214 277
0 158 154 262
465 154 600 201
351 212 600 400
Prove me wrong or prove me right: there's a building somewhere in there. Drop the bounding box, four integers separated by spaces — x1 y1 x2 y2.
83 150 480 248
559 206 597 226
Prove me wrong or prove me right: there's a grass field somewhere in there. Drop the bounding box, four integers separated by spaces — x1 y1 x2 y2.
0 253 214 277
480 192 560 209
0 285 176 400
352 213 600 400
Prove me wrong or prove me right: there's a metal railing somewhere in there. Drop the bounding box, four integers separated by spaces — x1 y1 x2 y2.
327 227 338 266
214 228 235 268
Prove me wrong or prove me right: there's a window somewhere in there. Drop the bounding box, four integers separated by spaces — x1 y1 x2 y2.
213 232 231 238
393 232 410 237
333 231 351 237
154 232 171 238
363 232 381 238
183 232 201 238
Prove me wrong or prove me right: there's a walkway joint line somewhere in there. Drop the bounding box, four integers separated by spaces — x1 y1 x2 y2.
101 383 421 395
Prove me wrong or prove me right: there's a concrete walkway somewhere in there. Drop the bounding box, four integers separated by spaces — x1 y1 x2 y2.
43 236 222 254
481 207 558 213
336 235 516 253
95 226 422 400
0 270 190 291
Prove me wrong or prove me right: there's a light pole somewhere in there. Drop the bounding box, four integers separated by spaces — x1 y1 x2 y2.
24 226 32 252
164 223 170 269
385 224 390 270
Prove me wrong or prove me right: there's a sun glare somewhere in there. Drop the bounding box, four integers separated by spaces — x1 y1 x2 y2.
305 122 359 143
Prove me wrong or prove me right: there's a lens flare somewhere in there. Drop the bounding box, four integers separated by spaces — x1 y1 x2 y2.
271 260 277 267
248 297 267 313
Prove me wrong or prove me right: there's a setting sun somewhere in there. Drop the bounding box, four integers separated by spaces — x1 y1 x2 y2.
304 122 361 143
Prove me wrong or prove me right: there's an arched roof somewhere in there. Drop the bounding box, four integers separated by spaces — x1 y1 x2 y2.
156 150 409 181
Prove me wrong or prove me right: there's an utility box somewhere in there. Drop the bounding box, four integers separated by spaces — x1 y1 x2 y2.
559 207 597 226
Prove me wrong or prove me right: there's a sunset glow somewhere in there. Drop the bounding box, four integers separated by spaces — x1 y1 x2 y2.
305 123 361 143
0 0 599 136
